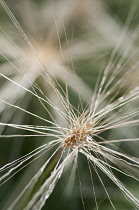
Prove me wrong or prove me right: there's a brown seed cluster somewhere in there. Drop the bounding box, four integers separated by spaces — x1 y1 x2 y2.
64 123 93 148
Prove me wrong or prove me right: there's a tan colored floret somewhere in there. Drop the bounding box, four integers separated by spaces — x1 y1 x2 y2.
64 123 93 148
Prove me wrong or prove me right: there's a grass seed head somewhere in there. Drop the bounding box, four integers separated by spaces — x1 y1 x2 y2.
64 119 95 148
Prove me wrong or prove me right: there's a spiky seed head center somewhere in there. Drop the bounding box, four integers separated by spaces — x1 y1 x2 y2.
64 123 93 148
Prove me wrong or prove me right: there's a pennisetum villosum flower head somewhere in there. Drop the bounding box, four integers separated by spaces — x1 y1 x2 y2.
1 0 139 210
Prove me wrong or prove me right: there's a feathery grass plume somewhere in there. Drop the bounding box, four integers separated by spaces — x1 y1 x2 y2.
0 0 101 130
1 0 139 209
